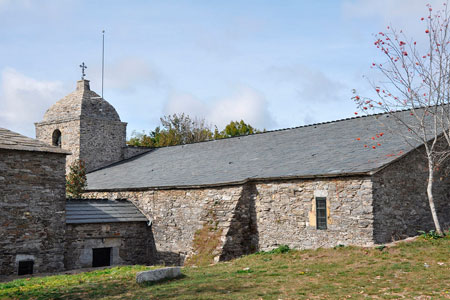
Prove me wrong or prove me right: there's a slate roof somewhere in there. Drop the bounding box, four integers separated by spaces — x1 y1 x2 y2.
0 127 70 154
86 110 428 191
66 199 149 224
39 80 122 124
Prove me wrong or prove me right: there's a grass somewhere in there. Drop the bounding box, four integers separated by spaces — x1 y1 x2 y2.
1 237 449 299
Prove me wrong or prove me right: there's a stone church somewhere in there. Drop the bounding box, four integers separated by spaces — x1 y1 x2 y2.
1 78 449 277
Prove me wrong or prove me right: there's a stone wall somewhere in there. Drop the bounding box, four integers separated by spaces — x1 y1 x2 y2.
123 146 152 160
84 186 244 265
35 120 80 172
254 177 374 250
35 118 127 173
65 222 156 270
80 119 127 172
84 176 375 264
372 147 450 243
0 149 66 277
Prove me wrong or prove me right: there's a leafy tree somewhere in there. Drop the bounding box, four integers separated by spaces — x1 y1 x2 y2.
214 120 259 139
352 2 450 235
66 159 87 199
127 114 261 147
128 127 161 148
158 113 213 146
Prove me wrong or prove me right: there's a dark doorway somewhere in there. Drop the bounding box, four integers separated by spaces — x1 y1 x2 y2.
18 260 34 275
92 247 111 267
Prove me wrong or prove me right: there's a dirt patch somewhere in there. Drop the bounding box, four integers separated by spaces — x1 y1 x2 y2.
184 223 223 267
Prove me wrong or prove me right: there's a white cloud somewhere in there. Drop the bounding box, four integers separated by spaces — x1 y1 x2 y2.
164 86 275 130
0 68 64 137
266 64 347 103
100 58 163 92
165 91 207 118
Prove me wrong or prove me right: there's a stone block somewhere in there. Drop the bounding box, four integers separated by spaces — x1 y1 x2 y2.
136 267 182 284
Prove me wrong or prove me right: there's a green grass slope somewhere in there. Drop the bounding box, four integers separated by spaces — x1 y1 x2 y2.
1 236 449 299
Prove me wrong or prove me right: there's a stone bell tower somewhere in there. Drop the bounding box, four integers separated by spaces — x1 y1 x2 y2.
35 79 127 173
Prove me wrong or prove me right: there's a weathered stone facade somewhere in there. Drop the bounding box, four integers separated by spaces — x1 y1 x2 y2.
35 120 81 170
85 187 244 265
84 176 376 265
0 149 66 277
35 80 127 173
253 178 374 251
372 147 450 243
65 222 156 270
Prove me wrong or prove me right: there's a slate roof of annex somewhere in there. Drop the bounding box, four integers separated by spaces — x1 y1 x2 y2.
66 199 149 224
0 127 69 154
86 110 426 191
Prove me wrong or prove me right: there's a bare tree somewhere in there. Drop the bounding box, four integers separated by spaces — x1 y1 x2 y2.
353 2 450 235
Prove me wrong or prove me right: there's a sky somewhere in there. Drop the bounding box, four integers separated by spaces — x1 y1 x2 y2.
0 0 444 138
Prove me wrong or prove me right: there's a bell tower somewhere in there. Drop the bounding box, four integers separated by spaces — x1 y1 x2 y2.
35 78 127 173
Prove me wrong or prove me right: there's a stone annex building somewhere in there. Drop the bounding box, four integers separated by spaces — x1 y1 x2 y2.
1 78 449 277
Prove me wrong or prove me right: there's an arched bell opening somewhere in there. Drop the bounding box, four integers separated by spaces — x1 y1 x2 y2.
52 129 62 147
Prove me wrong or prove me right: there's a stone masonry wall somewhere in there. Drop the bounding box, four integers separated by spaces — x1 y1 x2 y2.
372 148 450 243
35 118 127 173
254 177 374 250
0 149 66 277
123 146 152 160
80 119 127 172
35 120 80 172
84 176 375 264
65 222 156 270
84 187 244 265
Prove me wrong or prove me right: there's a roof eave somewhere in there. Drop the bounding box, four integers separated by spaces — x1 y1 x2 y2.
0 145 71 155
85 171 374 192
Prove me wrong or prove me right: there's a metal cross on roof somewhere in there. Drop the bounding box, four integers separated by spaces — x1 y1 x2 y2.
79 62 87 80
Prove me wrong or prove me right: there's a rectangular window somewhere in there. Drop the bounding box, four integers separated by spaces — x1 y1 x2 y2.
92 247 112 267
18 260 34 275
316 197 327 230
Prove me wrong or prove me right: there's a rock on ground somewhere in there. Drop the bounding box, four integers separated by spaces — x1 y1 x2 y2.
136 267 182 284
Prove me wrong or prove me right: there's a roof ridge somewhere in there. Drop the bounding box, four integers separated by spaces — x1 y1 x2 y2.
130 109 398 151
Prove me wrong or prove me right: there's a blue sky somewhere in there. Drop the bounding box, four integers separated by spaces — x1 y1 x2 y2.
0 0 441 138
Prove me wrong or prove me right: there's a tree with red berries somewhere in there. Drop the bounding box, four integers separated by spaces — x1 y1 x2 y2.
352 2 450 235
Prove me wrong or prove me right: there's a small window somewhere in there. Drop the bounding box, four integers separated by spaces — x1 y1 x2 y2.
92 247 111 267
52 129 62 147
316 197 327 230
18 260 34 275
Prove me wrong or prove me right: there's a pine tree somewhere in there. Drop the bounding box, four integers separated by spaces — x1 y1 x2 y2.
66 159 87 199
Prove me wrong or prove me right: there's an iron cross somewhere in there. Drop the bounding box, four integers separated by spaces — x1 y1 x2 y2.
79 62 87 80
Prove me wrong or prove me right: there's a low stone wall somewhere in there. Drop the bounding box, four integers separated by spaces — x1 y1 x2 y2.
65 222 156 270
0 149 66 277
84 176 375 264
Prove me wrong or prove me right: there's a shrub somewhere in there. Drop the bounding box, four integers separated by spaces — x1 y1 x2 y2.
418 230 444 240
